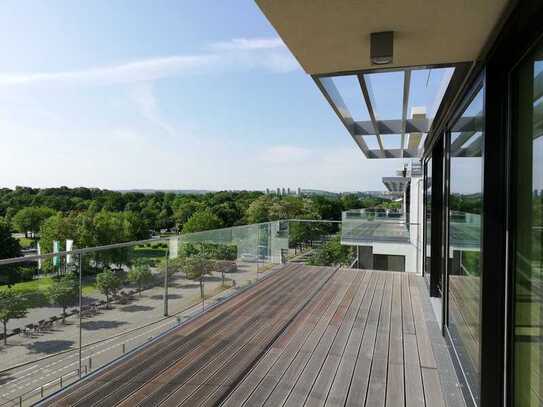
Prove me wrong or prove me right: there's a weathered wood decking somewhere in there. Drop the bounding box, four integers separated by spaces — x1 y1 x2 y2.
43 265 464 407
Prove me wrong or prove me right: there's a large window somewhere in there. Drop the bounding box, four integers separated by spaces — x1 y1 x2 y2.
447 82 484 404
512 40 543 407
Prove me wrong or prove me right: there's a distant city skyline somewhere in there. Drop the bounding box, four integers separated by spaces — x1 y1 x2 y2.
0 1 418 192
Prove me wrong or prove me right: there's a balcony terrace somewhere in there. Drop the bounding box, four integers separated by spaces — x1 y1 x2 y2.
341 209 410 244
37 264 464 407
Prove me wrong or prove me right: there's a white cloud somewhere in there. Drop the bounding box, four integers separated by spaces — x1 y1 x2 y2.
129 83 176 137
208 37 285 51
0 55 214 87
0 37 299 87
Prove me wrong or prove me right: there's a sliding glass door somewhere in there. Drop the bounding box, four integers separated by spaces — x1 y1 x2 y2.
512 39 543 407
447 81 485 405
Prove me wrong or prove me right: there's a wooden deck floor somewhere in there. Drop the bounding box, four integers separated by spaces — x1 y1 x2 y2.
42 265 464 407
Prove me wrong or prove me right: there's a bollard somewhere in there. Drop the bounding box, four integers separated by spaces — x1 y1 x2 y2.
122 343 126 354
19 396 22 407
41 385 44 398
60 376 63 388
85 365 88 375
88 357 92 371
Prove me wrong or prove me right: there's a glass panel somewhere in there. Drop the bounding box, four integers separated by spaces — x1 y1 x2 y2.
408 67 455 121
0 222 290 406
330 75 370 121
0 252 82 405
448 84 484 403
80 242 172 374
513 41 543 407
362 135 380 150
364 71 404 119
381 134 402 150
287 221 349 267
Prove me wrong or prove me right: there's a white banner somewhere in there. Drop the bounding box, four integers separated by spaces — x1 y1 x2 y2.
168 237 179 259
66 239 74 264
53 240 60 268
37 242 42 270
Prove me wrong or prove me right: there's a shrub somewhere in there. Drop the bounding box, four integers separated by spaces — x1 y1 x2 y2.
16 267 35 282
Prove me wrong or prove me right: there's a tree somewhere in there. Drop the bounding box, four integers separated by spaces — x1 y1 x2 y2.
47 275 78 323
182 255 214 298
0 289 28 345
12 207 56 239
173 200 201 230
0 220 22 286
182 210 223 233
128 261 154 295
245 196 272 223
308 237 353 267
96 270 122 308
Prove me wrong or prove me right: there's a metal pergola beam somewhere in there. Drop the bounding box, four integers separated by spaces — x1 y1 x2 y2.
366 148 419 159
354 118 430 135
313 76 371 155
401 70 411 158
358 74 385 153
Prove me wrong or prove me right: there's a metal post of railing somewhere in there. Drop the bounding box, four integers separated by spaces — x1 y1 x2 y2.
59 376 63 388
40 386 44 398
122 343 125 354
256 225 260 280
164 249 169 317
88 357 92 372
200 278 204 312
78 253 83 379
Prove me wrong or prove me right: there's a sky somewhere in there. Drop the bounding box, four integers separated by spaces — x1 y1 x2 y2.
0 0 420 192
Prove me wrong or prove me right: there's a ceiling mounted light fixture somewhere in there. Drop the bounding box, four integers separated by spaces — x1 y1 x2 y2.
370 31 394 65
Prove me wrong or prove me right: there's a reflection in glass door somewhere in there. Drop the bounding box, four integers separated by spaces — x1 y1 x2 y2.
448 83 484 404
512 40 543 407
424 158 432 286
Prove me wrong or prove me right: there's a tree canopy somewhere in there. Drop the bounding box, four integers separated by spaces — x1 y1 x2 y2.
0 289 28 345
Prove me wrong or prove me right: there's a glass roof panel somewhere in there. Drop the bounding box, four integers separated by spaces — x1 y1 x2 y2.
330 75 370 121
362 135 380 150
382 134 402 149
364 71 404 119
408 67 455 121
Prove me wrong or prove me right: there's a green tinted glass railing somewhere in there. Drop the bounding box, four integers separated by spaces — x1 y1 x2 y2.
0 221 289 406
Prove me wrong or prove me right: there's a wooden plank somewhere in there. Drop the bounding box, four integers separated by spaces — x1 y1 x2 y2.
221 271 341 407
385 363 404 407
386 273 404 406
365 273 393 407
304 271 373 407
115 270 318 407
404 333 425 407
421 367 446 407
402 273 415 335
409 274 436 369
325 273 378 407
345 273 386 407
262 271 358 407
49 264 307 407
152 267 331 407
282 271 365 407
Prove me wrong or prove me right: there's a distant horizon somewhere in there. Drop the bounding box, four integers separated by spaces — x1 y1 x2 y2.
1 185 388 195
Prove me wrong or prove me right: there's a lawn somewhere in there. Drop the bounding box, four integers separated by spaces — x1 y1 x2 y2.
17 237 34 249
1 276 98 307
